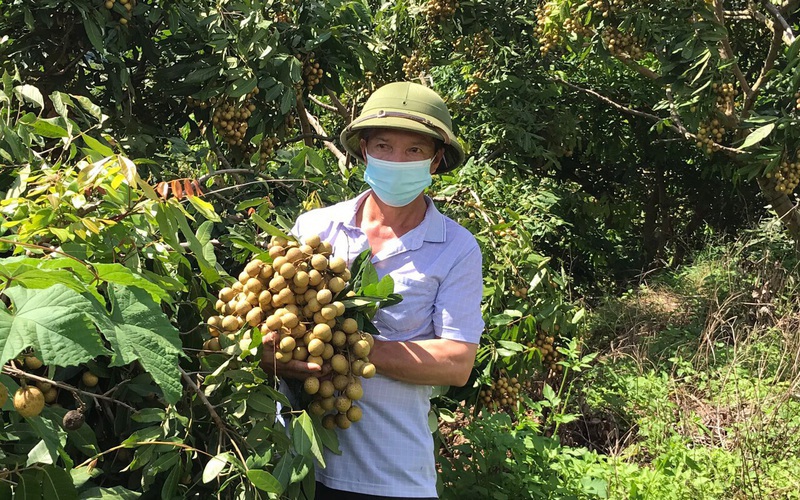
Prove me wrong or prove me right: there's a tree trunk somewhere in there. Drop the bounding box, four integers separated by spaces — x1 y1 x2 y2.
757 177 800 240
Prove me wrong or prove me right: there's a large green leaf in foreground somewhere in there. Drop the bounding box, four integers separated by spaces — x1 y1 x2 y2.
100 284 184 404
0 284 110 367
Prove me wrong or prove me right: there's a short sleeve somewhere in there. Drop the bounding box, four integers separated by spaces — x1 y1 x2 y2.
432 243 484 344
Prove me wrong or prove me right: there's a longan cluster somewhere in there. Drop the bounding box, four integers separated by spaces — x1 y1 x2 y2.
603 28 645 59
104 0 135 24
713 82 737 113
258 136 280 166
695 117 726 155
212 97 258 147
534 2 563 56
794 91 800 111
479 374 531 411
464 83 480 103
423 0 458 23
274 10 291 23
510 283 528 298
207 234 373 430
454 30 490 60
585 0 625 18
402 51 430 80
303 55 324 92
765 150 800 194
532 331 563 374
1 355 96 425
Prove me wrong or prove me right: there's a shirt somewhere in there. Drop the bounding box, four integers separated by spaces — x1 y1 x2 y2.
291 190 484 497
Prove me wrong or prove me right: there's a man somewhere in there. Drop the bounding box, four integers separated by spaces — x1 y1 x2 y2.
261 81 484 499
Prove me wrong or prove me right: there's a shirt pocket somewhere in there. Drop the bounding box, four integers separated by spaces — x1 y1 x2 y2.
373 275 439 340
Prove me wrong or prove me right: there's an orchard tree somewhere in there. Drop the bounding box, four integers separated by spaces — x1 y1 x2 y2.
533 0 800 237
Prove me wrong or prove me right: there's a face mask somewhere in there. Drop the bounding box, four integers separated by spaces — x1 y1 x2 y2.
363 152 433 207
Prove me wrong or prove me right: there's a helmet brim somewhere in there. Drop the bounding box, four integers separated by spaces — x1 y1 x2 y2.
340 115 465 174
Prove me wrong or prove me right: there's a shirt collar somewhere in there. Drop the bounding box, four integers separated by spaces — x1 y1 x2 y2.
338 190 446 243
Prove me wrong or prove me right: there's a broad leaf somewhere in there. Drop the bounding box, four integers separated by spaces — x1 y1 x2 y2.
39 465 78 500
78 486 142 499
247 469 282 493
0 285 109 367
93 263 170 303
203 452 230 483
292 411 325 466
739 123 775 149
101 285 184 403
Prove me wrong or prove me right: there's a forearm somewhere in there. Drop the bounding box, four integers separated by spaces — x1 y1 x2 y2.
369 338 478 387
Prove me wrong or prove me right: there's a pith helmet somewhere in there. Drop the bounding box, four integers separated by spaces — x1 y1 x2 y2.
340 82 465 173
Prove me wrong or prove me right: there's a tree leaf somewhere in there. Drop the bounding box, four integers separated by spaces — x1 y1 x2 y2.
203 452 230 483
187 195 221 222
101 285 184 403
227 75 258 98
93 263 170 304
82 16 104 53
247 469 282 493
83 135 114 156
15 469 42 499
14 84 44 109
78 486 142 499
739 123 774 149
291 411 325 465
40 465 79 500
0 285 110 367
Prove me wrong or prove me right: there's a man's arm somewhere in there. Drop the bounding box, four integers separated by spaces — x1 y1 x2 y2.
369 337 478 387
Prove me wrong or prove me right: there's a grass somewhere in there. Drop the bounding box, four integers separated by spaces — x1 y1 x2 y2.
576 229 800 499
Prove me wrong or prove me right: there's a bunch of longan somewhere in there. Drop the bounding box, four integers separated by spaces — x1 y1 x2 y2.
258 136 281 167
603 28 645 60
534 2 563 56
713 82 737 113
207 234 375 430
303 56 324 92
103 0 134 24
532 331 563 374
402 51 430 81
765 149 800 195
696 117 726 155
479 374 530 411
423 0 458 24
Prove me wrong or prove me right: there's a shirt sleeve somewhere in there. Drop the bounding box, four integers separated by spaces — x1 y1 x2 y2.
432 242 484 344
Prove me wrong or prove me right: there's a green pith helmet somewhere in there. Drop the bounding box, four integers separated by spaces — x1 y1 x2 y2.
340 82 465 173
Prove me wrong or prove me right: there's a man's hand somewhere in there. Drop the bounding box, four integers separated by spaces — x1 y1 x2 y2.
259 331 328 379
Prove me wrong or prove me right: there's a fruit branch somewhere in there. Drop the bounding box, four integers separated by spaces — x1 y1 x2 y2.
178 366 248 469
295 94 314 147
308 94 338 113
302 107 347 169
553 77 742 156
744 27 783 117
0 365 137 412
324 87 349 120
714 0 752 96
760 0 796 44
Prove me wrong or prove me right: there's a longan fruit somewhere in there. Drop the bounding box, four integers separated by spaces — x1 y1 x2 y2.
329 256 346 274
341 318 358 334
24 356 43 370
322 414 337 430
345 382 363 401
82 371 99 387
346 405 362 423
303 377 320 395
14 386 45 418
331 354 349 374
335 413 351 429
361 363 376 379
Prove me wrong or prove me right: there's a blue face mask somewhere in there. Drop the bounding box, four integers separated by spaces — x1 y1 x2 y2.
363 152 433 207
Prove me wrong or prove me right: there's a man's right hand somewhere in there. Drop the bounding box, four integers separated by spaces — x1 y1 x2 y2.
259 331 327 380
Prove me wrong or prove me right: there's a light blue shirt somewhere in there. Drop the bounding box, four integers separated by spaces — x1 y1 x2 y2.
292 190 484 497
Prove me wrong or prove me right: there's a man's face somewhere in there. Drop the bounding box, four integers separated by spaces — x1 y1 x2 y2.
360 128 444 174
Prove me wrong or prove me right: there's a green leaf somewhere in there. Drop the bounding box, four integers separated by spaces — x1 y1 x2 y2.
15 469 43 499
739 123 775 149
187 195 221 222
78 486 142 499
83 135 114 156
0 285 110 367
94 263 170 304
292 411 325 466
27 439 54 465
251 213 292 240
71 95 103 121
228 75 258 98
203 452 230 483
183 66 222 84
40 465 79 500
14 84 44 109
100 285 184 403
247 469 282 493
22 116 70 138
82 16 104 53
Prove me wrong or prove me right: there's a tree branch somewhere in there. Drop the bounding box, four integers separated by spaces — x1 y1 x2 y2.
744 27 783 117
552 77 743 156
324 86 349 120
179 366 225 431
760 0 797 44
302 108 347 169
714 0 753 96
308 94 338 113
295 93 314 147
1 365 137 412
